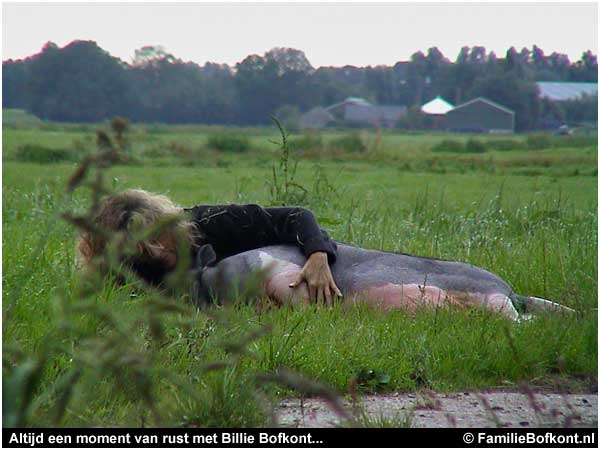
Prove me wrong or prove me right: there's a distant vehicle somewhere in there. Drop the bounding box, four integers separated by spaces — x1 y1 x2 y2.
554 124 573 136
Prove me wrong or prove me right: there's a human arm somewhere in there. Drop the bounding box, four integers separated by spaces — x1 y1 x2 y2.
187 204 341 301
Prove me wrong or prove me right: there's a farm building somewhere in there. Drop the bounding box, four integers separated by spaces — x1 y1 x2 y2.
298 107 335 129
536 82 598 101
342 102 406 127
420 96 454 129
299 97 406 129
421 96 454 115
445 97 515 133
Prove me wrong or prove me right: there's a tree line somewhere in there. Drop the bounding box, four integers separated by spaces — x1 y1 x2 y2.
2 40 597 130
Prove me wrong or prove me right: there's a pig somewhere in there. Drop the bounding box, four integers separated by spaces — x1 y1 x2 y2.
192 242 574 320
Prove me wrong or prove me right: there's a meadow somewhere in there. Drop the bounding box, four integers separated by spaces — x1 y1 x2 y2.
2 111 598 427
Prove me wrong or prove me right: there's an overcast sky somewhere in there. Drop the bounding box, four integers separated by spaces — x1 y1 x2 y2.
2 2 598 67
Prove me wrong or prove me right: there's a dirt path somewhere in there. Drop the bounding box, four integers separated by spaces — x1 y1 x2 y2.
276 391 597 428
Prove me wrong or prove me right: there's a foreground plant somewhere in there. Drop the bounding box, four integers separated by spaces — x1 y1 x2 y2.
3 125 352 428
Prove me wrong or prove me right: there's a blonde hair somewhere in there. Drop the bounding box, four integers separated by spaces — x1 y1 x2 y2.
75 189 196 274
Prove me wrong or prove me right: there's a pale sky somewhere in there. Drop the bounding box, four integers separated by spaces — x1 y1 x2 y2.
2 2 598 67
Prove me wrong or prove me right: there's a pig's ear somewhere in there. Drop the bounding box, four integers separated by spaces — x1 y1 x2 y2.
197 244 217 268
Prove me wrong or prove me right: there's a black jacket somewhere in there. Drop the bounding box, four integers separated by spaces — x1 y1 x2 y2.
185 204 338 264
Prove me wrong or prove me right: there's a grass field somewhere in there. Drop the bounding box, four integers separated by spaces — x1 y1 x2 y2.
2 114 598 427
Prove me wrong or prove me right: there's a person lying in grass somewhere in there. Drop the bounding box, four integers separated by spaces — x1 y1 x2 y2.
76 189 343 303
76 189 573 320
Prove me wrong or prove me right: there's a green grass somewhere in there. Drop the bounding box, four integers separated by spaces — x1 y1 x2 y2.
2 122 597 177
2 121 597 427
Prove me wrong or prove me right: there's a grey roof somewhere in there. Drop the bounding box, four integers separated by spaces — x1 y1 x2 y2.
325 97 372 112
450 97 515 115
344 104 406 125
307 97 406 127
344 97 373 107
536 82 598 101
298 107 334 129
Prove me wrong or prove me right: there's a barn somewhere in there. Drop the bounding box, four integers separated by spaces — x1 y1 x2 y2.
298 107 335 129
343 102 406 128
420 96 454 129
536 82 598 101
299 97 406 129
446 97 515 133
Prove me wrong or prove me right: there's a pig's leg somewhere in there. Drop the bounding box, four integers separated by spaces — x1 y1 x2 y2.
477 293 520 321
258 252 310 305
451 291 520 320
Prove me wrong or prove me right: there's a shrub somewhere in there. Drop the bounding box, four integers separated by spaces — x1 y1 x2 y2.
142 145 172 158
329 133 367 153
465 138 486 153
110 117 130 150
2 109 43 128
526 133 553 150
168 141 193 157
396 105 429 129
486 139 522 152
110 117 129 137
552 135 598 149
288 133 323 152
431 139 465 153
207 133 252 153
15 144 77 163
273 105 301 133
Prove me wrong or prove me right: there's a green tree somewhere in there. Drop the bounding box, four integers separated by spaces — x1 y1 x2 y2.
274 104 301 132
27 40 133 121
468 73 540 131
2 59 28 108
2 41 596 130
570 50 598 82
235 48 315 124
562 93 598 124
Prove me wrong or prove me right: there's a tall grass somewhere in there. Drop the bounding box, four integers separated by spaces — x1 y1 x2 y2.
329 133 367 153
207 133 253 153
2 123 597 427
15 144 79 163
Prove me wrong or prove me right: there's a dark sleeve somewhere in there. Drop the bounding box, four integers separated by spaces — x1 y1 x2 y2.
188 204 337 264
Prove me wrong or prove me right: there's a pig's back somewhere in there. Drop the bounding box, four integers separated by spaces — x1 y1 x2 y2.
232 243 512 297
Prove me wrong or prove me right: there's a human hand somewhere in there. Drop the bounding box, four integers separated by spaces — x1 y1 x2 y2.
289 251 342 305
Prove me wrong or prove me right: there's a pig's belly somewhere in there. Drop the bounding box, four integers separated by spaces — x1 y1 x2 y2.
352 283 516 318
259 253 309 305
257 251 514 316
356 283 453 311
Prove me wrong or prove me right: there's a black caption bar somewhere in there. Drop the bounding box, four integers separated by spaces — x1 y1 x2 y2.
3 428 597 448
